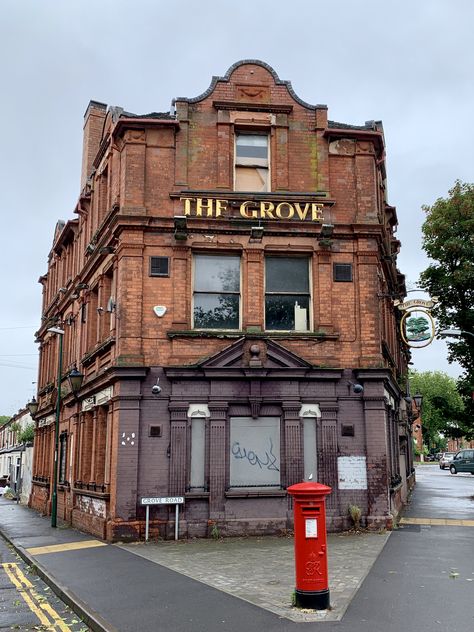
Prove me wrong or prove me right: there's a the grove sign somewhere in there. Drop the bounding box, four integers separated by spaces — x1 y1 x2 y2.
180 196 325 222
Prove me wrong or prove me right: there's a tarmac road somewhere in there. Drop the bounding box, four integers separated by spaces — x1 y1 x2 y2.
0 533 91 631
344 464 474 632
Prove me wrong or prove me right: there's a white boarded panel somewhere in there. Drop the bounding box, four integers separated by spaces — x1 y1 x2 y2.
303 417 317 481
230 417 280 487
190 418 205 489
337 456 367 490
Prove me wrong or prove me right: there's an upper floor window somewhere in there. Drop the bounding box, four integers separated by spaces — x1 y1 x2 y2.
265 257 310 331
235 133 269 192
193 255 241 329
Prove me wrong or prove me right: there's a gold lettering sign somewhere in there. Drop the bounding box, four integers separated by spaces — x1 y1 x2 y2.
180 197 325 222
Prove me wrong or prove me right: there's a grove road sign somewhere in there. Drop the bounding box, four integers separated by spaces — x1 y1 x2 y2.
141 496 184 505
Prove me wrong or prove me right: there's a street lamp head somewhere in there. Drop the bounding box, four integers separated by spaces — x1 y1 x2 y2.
47 327 65 335
67 366 84 395
27 397 39 418
413 393 423 410
438 328 474 339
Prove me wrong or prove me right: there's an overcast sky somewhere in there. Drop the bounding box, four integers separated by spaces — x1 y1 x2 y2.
1 0 472 415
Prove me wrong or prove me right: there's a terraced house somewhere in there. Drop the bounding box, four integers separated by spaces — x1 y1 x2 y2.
31 60 414 541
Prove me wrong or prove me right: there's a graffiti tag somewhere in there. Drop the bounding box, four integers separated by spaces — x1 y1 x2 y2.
231 437 279 472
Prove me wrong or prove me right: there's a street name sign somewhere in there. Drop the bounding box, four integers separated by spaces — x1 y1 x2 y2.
141 496 184 505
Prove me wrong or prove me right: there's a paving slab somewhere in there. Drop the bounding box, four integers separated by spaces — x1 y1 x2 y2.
119 531 390 622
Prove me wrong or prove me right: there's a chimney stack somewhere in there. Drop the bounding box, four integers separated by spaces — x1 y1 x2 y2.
81 100 107 191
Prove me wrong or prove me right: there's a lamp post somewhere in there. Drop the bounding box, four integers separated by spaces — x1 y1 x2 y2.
48 327 64 528
47 327 85 528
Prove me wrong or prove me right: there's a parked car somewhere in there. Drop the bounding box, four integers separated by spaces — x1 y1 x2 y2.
439 452 456 469
449 449 474 475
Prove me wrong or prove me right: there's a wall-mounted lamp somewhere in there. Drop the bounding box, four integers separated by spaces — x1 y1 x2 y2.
174 216 188 241
58 287 67 294
413 393 423 411
98 246 116 255
76 283 89 291
250 226 264 242
27 397 39 418
67 365 84 396
347 380 364 394
85 243 95 255
152 378 162 396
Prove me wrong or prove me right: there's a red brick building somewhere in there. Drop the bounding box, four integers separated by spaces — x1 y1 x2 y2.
31 60 414 540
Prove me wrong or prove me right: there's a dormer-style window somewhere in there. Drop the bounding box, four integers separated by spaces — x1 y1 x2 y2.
234 133 269 192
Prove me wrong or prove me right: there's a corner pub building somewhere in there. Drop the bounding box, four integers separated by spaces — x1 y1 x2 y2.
31 60 414 541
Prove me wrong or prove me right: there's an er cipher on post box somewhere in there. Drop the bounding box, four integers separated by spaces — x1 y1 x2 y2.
287 481 332 610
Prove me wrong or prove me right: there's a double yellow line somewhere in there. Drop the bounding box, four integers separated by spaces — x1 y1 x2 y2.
2 562 71 631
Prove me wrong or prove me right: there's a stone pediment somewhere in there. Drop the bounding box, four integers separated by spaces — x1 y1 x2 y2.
198 337 312 371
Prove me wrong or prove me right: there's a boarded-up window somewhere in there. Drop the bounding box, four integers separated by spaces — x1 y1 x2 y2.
235 133 269 192
190 418 206 490
303 418 317 481
230 417 280 488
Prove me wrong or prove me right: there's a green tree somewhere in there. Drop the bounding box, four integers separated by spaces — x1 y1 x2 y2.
409 371 466 448
18 423 34 444
419 181 474 436
406 315 430 341
0 416 10 426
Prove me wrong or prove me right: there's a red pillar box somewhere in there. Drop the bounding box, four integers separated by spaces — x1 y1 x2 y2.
287 482 332 610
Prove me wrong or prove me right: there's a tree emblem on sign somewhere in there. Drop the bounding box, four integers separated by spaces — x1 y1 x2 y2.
406 315 431 341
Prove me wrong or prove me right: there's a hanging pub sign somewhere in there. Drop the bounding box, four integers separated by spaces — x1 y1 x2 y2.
395 297 438 348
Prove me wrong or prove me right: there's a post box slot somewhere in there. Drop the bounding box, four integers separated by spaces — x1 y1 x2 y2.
302 506 320 513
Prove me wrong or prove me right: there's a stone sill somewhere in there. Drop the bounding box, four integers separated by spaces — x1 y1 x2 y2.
72 487 110 500
32 480 50 489
225 489 286 499
167 330 338 341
